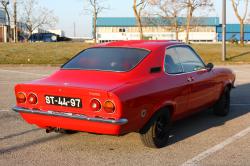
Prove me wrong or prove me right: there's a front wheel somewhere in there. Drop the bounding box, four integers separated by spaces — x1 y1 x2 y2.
140 110 171 148
213 87 231 116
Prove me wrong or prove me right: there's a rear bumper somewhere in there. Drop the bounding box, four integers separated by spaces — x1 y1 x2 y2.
12 106 128 135
13 106 128 125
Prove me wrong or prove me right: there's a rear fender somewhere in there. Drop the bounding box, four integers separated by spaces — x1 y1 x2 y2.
152 100 176 118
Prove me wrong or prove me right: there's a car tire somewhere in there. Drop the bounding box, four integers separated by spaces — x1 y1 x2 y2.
213 86 231 116
140 110 171 148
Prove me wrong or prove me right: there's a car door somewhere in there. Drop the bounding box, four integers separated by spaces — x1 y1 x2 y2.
175 46 219 113
164 47 191 118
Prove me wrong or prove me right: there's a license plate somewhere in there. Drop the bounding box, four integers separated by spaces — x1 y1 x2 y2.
45 95 82 108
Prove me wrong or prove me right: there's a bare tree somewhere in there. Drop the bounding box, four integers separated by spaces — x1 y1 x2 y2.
21 0 57 38
148 0 183 41
85 0 108 44
247 13 250 23
231 0 249 46
1 0 11 42
133 0 147 40
182 0 213 43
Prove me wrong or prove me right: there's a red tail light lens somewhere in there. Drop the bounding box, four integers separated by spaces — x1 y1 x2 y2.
16 92 26 103
90 99 101 112
103 101 115 113
27 93 38 104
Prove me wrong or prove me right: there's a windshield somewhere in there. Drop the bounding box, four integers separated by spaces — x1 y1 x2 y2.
62 47 150 72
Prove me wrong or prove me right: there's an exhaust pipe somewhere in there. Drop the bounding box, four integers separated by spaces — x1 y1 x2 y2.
46 127 64 133
46 127 55 133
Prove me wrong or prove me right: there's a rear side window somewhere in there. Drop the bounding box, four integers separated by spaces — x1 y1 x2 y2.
175 46 205 72
62 48 150 72
164 48 184 74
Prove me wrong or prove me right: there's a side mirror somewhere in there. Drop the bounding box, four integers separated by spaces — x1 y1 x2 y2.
206 63 214 72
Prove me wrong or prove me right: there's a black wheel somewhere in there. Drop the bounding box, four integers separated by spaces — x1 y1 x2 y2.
213 87 231 116
140 110 171 148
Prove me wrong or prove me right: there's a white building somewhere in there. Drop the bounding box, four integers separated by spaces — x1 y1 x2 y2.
96 17 219 43
48 29 65 37
32 29 65 37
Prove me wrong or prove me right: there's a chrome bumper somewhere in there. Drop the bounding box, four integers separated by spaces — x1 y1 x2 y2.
12 106 128 125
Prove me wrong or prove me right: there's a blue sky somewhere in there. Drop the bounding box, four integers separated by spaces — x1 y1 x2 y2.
38 0 248 37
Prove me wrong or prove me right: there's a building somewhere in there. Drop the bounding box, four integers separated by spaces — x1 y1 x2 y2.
96 17 250 43
0 8 30 42
96 17 220 43
217 24 250 42
48 29 65 37
0 8 7 42
32 29 65 38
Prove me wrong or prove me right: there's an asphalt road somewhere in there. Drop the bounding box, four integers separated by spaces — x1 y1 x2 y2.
0 65 249 166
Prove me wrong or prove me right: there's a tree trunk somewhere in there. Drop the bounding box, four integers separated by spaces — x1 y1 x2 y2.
231 0 248 46
240 20 244 46
93 12 97 44
138 17 143 40
133 0 143 40
185 5 192 43
174 17 179 41
28 30 32 40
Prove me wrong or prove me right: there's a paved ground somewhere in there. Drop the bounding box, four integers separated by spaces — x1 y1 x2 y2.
0 65 249 166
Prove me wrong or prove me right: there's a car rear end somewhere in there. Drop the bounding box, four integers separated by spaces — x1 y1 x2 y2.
13 83 128 135
13 46 153 135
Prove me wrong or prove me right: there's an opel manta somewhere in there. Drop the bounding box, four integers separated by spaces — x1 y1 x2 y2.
13 40 235 148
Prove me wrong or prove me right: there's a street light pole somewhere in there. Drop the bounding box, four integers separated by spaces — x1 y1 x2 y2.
222 0 226 61
14 0 18 43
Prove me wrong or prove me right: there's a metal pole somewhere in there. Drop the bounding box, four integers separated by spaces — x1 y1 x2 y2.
13 0 17 42
13 0 18 42
74 22 76 37
222 0 226 61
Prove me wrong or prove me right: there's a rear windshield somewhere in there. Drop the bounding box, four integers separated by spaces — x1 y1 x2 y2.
62 47 150 72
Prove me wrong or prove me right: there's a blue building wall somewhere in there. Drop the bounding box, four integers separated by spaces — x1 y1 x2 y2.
97 17 220 27
0 9 6 24
216 24 250 41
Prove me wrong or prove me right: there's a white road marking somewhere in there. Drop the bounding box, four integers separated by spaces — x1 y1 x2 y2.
233 70 250 74
181 126 250 166
0 69 48 77
0 81 16 84
0 110 10 112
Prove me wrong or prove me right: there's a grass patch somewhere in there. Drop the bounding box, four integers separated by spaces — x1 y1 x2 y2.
192 44 250 64
0 42 91 64
0 42 250 64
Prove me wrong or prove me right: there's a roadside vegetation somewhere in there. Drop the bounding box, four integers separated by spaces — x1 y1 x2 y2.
0 42 249 65
0 42 91 64
192 44 250 64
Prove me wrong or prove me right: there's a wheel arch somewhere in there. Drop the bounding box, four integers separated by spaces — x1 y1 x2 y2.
139 104 175 134
221 81 234 95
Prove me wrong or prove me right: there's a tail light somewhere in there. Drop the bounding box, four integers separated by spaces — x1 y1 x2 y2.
90 99 101 112
103 101 115 113
16 92 26 103
27 93 38 104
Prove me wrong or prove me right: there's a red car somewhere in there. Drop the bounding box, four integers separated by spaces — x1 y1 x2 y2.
13 40 235 148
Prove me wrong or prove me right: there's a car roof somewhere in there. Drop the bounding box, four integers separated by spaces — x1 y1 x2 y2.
94 40 183 51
